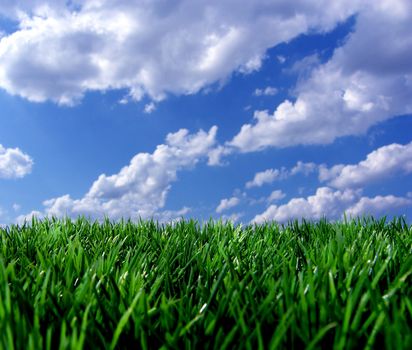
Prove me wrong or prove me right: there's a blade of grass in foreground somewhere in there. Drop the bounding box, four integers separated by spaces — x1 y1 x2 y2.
0 216 411 349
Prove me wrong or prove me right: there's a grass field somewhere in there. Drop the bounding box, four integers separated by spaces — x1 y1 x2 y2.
0 217 411 349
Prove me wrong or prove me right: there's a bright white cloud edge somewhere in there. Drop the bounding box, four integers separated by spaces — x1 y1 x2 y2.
319 141 412 189
228 0 412 152
17 126 217 223
216 196 240 214
251 141 412 223
0 0 362 105
0 144 33 179
253 187 411 224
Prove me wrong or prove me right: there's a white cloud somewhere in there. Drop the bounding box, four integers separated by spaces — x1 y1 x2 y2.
216 196 240 214
320 142 412 189
18 126 217 221
143 102 156 114
253 187 359 223
253 186 411 223
254 86 278 96
0 144 33 179
267 190 286 203
153 207 191 223
290 161 317 176
0 0 362 105
245 168 287 189
12 203 21 212
229 0 412 152
346 195 412 217
245 161 316 189
207 145 232 166
286 54 320 76
221 212 243 223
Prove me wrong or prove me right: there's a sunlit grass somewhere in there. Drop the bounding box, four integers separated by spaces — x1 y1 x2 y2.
1 216 411 349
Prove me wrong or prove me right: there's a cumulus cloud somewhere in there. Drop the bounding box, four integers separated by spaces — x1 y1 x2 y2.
290 161 317 176
245 168 287 189
216 196 240 214
18 126 217 221
207 145 232 166
0 144 33 179
0 0 362 105
319 142 412 189
253 186 411 223
346 195 412 217
229 0 412 152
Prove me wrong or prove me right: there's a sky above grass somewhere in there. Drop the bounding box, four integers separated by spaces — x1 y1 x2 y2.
0 0 411 225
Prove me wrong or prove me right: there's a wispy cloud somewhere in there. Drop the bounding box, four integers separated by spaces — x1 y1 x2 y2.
245 161 316 189
254 86 278 96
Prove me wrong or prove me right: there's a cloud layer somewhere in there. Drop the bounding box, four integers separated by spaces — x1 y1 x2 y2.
0 144 33 179
0 0 361 105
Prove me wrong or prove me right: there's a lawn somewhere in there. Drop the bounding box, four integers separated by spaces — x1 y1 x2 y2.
1 217 411 349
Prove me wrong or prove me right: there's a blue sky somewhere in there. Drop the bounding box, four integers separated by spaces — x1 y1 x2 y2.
0 0 411 224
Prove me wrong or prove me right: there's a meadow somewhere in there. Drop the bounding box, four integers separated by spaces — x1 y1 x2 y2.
0 217 411 349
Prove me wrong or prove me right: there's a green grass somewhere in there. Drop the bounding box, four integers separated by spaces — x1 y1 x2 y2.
0 217 411 349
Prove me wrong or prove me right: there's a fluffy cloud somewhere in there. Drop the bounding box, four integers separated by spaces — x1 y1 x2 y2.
207 146 232 166
216 196 240 214
290 161 317 176
0 144 33 179
245 161 316 189
18 126 217 221
245 168 287 189
0 0 362 105
143 102 156 114
319 142 412 189
229 0 412 152
253 186 411 223
346 195 412 217
267 190 286 203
